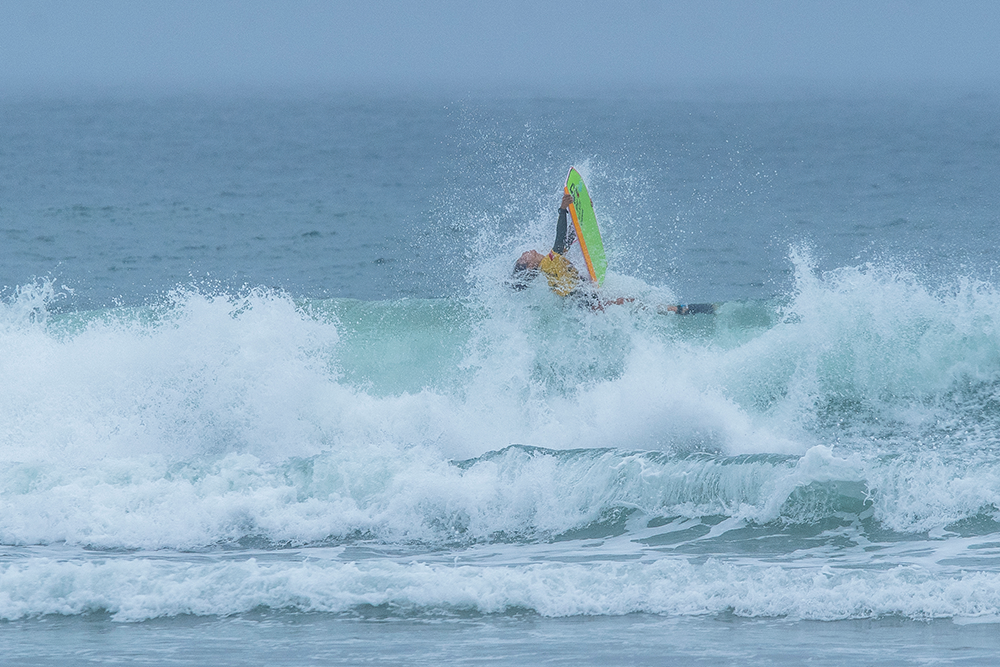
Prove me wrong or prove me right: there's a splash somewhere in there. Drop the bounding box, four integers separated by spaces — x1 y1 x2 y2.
3 256 1000 560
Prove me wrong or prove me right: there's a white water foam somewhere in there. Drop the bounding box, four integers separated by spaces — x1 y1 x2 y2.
3 255 1000 570
3 549 1000 622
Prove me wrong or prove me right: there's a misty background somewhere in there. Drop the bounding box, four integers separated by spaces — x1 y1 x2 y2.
2 0 999 95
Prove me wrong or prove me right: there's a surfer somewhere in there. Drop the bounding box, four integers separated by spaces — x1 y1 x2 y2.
510 194 582 296
510 193 714 314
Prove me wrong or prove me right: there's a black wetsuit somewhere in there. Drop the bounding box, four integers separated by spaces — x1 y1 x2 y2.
553 207 572 254
674 303 717 315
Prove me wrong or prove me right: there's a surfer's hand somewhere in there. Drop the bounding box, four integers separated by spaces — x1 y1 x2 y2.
560 193 573 210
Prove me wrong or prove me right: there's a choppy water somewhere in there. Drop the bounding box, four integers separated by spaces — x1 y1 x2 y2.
3 88 1000 664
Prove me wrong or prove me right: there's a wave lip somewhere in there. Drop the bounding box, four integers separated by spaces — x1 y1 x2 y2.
2 441 995 554
0 445 868 551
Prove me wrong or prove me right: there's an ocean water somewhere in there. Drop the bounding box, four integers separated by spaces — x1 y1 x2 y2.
3 87 1000 664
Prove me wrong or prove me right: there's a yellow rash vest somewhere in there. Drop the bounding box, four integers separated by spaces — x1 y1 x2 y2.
539 251 581 297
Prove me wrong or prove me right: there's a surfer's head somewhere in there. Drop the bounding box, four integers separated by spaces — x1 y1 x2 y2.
510 250 544 290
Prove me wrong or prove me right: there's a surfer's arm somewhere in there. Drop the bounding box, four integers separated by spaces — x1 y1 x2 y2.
552 193 574 254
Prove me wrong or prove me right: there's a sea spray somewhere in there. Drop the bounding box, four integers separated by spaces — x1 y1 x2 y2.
4 251 1000 620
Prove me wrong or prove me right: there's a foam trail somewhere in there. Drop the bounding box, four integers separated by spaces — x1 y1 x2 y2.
3 555 1000 622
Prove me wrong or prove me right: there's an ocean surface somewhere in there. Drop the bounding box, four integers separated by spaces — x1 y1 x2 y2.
3 85 1000 664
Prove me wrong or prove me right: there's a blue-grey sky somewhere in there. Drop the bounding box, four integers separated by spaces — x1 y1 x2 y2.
3 0 999 94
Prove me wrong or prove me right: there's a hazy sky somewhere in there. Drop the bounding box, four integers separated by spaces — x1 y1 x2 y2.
3 0 999 94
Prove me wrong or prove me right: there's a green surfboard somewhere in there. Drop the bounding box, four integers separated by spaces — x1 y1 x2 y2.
564 167 607 285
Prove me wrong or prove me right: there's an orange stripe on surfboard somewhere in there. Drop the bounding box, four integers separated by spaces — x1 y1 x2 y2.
564 185 598 283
